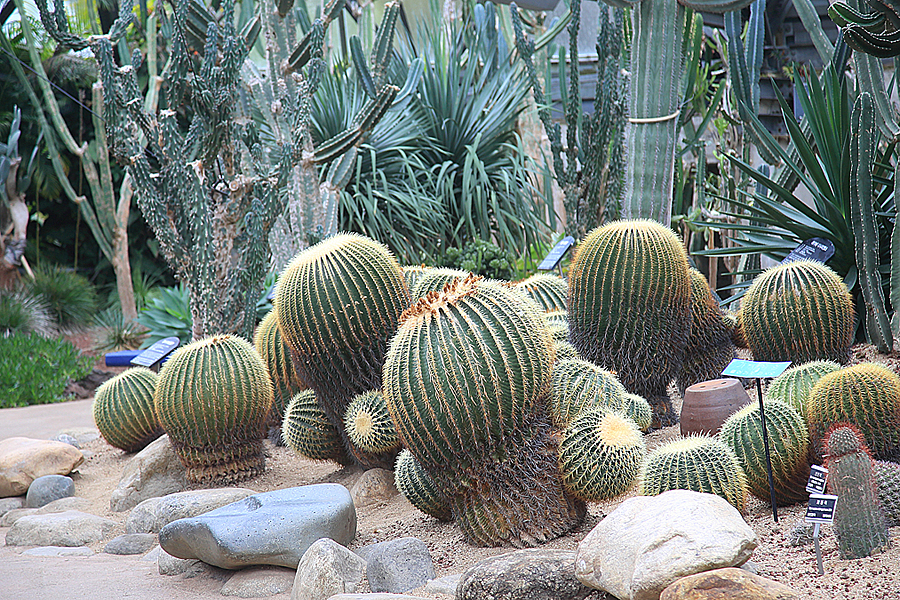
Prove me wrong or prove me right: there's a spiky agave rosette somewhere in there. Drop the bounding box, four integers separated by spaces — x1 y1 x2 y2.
154 335 273 484
383 275 584 547
275 233 410 468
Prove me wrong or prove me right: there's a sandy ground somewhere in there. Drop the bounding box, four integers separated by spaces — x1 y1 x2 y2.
0 344 899 599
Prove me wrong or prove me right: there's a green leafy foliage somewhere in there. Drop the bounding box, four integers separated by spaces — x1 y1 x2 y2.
137 284 193 347
0 287 55 337
433 239 515 281
0 333 94 407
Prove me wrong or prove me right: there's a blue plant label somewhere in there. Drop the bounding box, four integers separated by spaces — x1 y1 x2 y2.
806 465 828 495
538 236 575 271
781 237 835 265
131 336 181 368
720 359 791 379
805 494 838 524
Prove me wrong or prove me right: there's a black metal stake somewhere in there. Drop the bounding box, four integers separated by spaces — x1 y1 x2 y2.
756 377 778 522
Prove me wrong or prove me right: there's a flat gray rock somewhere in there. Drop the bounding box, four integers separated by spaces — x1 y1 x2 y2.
158 548 206 577
104 533 159 555
575 490 758 600
0 496 25 518
2 497 93 526
25 474 74 508
220 565 296 597
292 538 367 600
5 510 118 547
110 435 187 512
421 574 461 596
326 595 429 600
21 545 94 557
126 487 256 534
357 537 434 593
1 507 37 527
458 549 597 600
159 484 356 570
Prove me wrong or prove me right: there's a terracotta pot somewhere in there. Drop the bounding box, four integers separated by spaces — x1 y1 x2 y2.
680 378 751 437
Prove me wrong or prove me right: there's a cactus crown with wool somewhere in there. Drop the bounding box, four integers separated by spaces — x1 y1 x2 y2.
807 363 900 461
740 260 854 365
550 358 627 429
824 424 891 559
155 335 273 483
568 219 691 427
514 273 568 313
408 267 469 299
676 268 736 396
383 275 584 547
282 390 349 464
275 233 410 468
92 367 163 453
766 360 841 422
559 407 646 502
720 399 811 506
344 390 400 455
394 448 452 522
254 310 306 434
641 435 748 511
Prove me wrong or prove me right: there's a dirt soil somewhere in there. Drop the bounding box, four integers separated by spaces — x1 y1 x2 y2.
0 341 898 600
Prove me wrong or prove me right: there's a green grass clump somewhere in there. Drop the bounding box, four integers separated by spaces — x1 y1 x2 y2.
0 334 94 407
27 265 98 332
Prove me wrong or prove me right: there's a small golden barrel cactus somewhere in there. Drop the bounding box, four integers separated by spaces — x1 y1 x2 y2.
344 390 400 455
766 360 841 421
550 358 627 430
622 393 653 432
92 367 163 452
740 260 854 365
409 267 468 298
282 390 349 463
155 335 273 484
544 310 569 342
254 310 306 439
514 273 568 312
394 449 452 521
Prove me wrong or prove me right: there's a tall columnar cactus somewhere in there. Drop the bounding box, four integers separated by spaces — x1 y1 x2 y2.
514 274 568 313
383 276 584 547
550 358 627 430
559 407 646 501
766 360 841 422
155 335 273 483
641 436 749 511
807 363 900 461
675 268 737 396
874 460 900 525
824 424 891 559
282 390 349 463
344 391 400 455
409 268 469 299
92 367 163 452
276 233 410 469
394 449 452 522
254 310 306 441
568 220 691 427
720 399 811 506
740 261 855 365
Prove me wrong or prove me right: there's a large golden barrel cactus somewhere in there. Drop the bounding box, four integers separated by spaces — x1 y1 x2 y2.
155 335 273 483
92 367 163 452
275 233 410 468
739 260 854 365
766 360 841 422
568 219 691 427
383 275 584 547
254 310 306 441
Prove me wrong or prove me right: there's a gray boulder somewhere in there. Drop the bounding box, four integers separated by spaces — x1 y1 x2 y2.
4 510 118 547
21 545 94 557
422 574 462 596
350 468 398 508
659 567 798 600
0 437 84 497
158 548 213 577
574 490 758 600
326 596 429 600
356 537 434 594
103 533 159 555
110 435 187 512
125 487 256 534
0 496 25 518
25 474 74 508
291 538 367 600
458 549 597 600
2 496 92 526
220 566 296 597
159 484 356 569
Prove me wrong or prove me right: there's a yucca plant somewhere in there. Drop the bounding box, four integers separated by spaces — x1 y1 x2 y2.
27 264 98 332
92 307 147 352
0 287 55 338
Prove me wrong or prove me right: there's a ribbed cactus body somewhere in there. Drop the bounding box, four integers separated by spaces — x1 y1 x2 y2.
874 460 900 525
394 449 452 521
720 399 811 506
254 310 306 441
740 261 854 365
544 310 569 342
155 335 273 483
553 340 581 361
515 273 568 312
723 311 747 349
766 360 840 421
825 425 891 559
640 436 748 511
409 268 468 298
92 367 163 452
275 233 410 468
807 363 900 461
401 265 430 291
568 220 691 427
383 276 584 547
550 358 627 430
282 390 349 463
675 269 736 397
622 393 653 432
344 391 400 455
559 408 645 501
